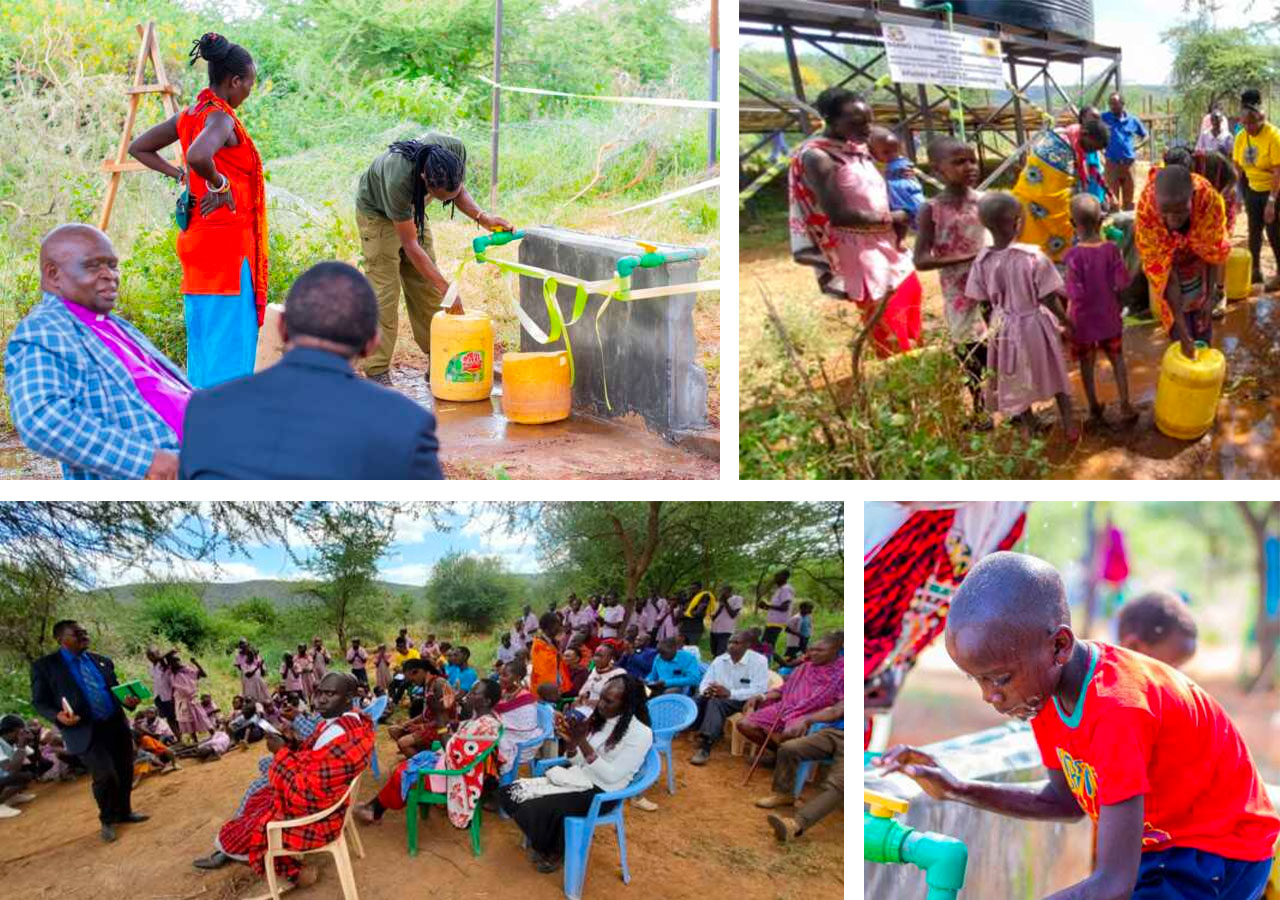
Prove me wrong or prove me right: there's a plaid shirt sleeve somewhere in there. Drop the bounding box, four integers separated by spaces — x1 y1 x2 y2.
5 312 165 480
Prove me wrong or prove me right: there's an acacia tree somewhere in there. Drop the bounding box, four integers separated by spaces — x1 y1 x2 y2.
1165 18 1280 135
297 505 398 649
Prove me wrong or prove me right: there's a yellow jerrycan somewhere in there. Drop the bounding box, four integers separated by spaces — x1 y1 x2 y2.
1154 341 1226 440
430 311 494 402
502 351 572 424
1225 247 1252 300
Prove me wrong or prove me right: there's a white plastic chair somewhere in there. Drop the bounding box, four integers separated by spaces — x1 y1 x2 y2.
245 772 365 900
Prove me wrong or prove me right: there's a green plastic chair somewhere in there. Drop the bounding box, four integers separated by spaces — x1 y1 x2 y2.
404 725 504 858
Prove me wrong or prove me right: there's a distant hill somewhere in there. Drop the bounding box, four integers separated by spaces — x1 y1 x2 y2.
87 579 422 609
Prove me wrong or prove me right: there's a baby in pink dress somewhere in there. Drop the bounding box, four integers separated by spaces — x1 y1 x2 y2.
965 192 1079 441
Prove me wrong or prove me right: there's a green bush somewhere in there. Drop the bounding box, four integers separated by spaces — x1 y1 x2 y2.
741 343 1050 480
139 585 215 652
427 551 514 633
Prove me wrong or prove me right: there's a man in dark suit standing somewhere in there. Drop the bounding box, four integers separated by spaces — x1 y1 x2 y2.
179 261 444 479
31 620 146 842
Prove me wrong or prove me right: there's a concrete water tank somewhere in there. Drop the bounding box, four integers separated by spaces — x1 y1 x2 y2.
950 0 1095 42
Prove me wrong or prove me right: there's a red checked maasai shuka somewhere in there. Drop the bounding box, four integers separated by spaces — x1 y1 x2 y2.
217 710 374 879
1031 641 1279 861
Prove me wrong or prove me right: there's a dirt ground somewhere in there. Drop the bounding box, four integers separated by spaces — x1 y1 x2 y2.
740 164 1280 480
0 306 719 481
887 641 1280 784
0 727 842 900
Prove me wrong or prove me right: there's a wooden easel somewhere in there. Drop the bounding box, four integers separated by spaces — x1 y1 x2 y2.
98 21 184 231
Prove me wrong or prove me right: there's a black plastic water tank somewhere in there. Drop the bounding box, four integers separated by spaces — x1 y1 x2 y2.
949 0 1095 42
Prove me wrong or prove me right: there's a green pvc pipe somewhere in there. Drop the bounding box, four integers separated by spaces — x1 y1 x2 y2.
922 2 966 142
472 228 525 259
615 247 708 278
864 805 969 899
903 829 969 900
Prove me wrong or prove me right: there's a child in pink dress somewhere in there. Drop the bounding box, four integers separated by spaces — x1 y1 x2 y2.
1062 193 1136 425
914 137 989 411
965 192 1078 441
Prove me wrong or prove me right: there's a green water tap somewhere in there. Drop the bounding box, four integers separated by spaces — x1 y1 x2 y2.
615 245 708 278
473 228 525 259
865 789 969 900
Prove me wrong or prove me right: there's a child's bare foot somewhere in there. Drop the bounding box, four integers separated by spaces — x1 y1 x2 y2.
1118 403 1140 424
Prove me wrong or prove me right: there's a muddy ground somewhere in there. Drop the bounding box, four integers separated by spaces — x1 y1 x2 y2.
0 303 719 481
1 726 842 900
740 166 1280 479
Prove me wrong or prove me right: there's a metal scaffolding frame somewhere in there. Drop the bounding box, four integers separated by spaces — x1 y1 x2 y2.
740 0 1124 183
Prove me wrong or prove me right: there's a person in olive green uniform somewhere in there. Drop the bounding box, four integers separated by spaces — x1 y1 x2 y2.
355 134 510 384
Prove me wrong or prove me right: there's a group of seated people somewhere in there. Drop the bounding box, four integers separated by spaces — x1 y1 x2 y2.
0 713 84 818
6 600 843 893
5 223 444 480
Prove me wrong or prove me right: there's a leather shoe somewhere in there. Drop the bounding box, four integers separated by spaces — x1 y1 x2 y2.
193 850 231 870
100 823 117 843
119 812 150 824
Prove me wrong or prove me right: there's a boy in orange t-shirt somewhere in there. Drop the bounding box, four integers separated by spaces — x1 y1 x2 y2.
878 552 1279 900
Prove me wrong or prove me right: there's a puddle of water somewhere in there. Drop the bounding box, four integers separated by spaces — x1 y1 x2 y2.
1051 291 1280 479
0 370 717 481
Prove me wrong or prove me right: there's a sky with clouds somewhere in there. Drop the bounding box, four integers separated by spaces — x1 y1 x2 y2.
86 505 540 588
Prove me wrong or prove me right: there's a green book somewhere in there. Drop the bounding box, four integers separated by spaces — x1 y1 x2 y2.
110 680 153 704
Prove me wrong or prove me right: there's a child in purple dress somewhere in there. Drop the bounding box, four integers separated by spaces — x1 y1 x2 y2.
1063 194 1137 426
965 192 1078 442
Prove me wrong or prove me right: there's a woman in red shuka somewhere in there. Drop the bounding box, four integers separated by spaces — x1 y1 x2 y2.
130 33 267 389
875 551 1279 900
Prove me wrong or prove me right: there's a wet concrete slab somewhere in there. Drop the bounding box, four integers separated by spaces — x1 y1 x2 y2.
384 365 718 480
1048 290 1280 479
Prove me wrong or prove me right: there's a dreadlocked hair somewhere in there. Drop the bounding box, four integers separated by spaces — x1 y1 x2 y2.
588 675 651 750
387 140 465 232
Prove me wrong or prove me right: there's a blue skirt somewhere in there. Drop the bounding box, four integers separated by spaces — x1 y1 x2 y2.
184 257 258 389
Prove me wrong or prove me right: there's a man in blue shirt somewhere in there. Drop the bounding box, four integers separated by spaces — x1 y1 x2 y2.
445 646 478 692
30 620 146 842
1101 92 1148 211
646 638 702 695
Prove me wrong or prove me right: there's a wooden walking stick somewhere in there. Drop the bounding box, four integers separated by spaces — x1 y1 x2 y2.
741 713 784 786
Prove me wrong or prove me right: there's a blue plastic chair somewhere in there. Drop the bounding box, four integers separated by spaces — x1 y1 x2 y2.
646 693 697 795
533 745 662 900
498 702 556 817
793 719 843 798
359 695 389 781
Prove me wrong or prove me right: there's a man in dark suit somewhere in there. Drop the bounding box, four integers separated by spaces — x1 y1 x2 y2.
179 261 444 479
31 620 146 842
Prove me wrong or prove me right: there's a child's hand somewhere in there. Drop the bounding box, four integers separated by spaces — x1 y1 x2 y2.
874 745 967 802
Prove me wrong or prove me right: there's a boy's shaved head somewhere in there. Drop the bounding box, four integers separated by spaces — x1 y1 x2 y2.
948 551 1070 642
977 191 1021 235
945 552 1075 721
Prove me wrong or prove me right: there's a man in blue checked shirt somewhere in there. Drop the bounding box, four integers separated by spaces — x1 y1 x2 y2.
1101 92 1149 212
5 224 190 479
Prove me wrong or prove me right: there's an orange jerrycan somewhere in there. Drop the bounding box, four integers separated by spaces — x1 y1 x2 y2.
430 311 494 401
1154 341 1226 440
1225 247 1252 300
502 351 572 424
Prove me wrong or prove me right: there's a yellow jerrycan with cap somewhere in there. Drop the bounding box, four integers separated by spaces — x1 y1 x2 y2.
430 311 494 402
502 350 572 424
1225 247 1252 301
1154 341 1226 440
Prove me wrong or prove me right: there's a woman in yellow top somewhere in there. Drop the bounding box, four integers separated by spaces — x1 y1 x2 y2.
1233 88 1280 289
